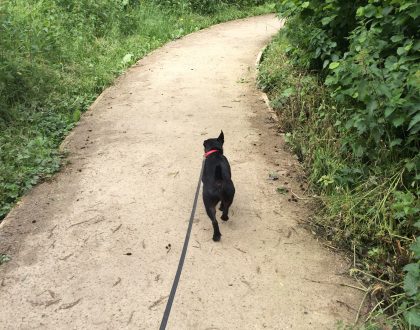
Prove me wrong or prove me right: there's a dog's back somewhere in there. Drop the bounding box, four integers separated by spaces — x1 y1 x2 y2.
203 155 228 184
202 153 234 199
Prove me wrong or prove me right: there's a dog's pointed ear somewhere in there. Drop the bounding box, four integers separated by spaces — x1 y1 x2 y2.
217 130 224 144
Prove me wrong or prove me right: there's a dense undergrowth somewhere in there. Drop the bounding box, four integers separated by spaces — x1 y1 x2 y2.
0 0 273 220
258 1 419 328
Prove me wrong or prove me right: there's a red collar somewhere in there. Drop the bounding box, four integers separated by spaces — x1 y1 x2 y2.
204 149 219 158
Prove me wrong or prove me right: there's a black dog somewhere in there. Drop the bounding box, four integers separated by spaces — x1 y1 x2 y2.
202 131 235 241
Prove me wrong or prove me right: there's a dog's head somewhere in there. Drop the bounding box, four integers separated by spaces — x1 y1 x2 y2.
203 131 224 153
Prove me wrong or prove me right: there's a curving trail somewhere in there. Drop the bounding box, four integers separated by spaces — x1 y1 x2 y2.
0 15 362 329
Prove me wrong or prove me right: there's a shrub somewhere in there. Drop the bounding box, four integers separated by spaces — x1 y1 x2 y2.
259 0 419 326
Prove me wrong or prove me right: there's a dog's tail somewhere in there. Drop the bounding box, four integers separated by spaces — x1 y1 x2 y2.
215 165 223 182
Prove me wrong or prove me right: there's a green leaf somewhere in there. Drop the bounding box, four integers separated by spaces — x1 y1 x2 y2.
403 271 418 296
392 116 405 127
354 144 365 157
0 254 11 265
405 308 420 327
390 139 402 147
121 53 134 65
408 113 420 130
358 81 368 100
367 100 378 113
409 4 420 19
391 35 404 43
281 87 295 98
329 62 340 70
377 84 392 98
410 239 420 258
321 16 335 26
72 110 81 122
385 107 395 117
356 7 364 17
405 161 416 172
364 4 377 18
301 2 309 8
404 263 419 274
382 6 393 16
400 3 414 11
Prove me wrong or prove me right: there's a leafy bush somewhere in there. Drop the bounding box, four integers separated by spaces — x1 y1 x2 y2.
278 1 419 164
259 0 419 326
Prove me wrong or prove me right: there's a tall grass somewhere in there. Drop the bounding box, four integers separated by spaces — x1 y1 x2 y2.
0 0 274 220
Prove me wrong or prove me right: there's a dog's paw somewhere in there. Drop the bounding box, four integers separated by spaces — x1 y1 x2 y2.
221 215 229 221
213 234 221 242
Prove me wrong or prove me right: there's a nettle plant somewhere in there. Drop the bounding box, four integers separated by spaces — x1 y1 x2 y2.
278 1 419 163
402 233 420 326
277 0 419 325
326 3 419 163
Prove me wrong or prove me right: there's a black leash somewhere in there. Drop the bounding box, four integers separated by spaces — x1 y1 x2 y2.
159 158 205 330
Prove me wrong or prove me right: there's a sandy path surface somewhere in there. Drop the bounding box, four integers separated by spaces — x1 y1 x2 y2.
0 15 362 329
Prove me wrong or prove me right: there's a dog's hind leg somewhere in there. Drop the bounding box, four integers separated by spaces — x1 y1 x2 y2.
221 184 235 221
219 201 224 211
204 203 221 242
220 199 232 221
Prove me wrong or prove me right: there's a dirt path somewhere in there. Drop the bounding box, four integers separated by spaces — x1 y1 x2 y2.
0 15 362 329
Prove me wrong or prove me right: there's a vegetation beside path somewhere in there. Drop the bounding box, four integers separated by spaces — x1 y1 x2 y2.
258 1 419 328
0 0 273 220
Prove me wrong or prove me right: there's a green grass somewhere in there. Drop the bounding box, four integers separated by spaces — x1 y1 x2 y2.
0 0 275 220
258 32 419 328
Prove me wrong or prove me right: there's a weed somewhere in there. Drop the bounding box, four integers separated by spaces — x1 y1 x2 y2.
0 254 11 265
276 186 288 194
